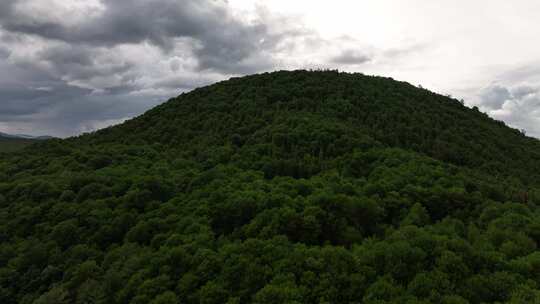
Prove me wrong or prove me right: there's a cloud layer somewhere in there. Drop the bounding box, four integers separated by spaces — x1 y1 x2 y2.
0 0 310 136
1 0 540 138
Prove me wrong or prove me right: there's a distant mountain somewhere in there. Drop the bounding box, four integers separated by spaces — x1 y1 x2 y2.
0 132 54 153
0 132 54 140
2 70 540 303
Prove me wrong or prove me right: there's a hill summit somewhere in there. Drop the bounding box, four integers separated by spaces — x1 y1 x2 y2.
1 70 540 303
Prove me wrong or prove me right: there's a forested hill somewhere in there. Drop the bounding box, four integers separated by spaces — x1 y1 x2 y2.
84 70 540 185
2 70 540 303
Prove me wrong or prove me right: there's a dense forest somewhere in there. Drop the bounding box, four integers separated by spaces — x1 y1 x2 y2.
1 70 540 303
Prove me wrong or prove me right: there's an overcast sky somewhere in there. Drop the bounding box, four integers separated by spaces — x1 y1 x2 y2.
1 0 540 138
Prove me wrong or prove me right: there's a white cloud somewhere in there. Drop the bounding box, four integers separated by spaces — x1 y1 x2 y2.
477 84 540 137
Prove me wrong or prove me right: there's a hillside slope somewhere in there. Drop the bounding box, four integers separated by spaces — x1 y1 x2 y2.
0 135 37 153
86 70 540 184
0 133 53 153
1 70 540 303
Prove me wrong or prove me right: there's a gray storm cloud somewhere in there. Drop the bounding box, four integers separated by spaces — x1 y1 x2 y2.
0 0 282 73
479 85 511 110
0 0 306 136
478 84 540 137
330 49 372 65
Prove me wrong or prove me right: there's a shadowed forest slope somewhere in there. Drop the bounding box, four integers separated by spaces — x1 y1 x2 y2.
0 135 39 153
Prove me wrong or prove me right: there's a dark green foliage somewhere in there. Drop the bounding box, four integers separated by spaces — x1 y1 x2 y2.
1 70 540 303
